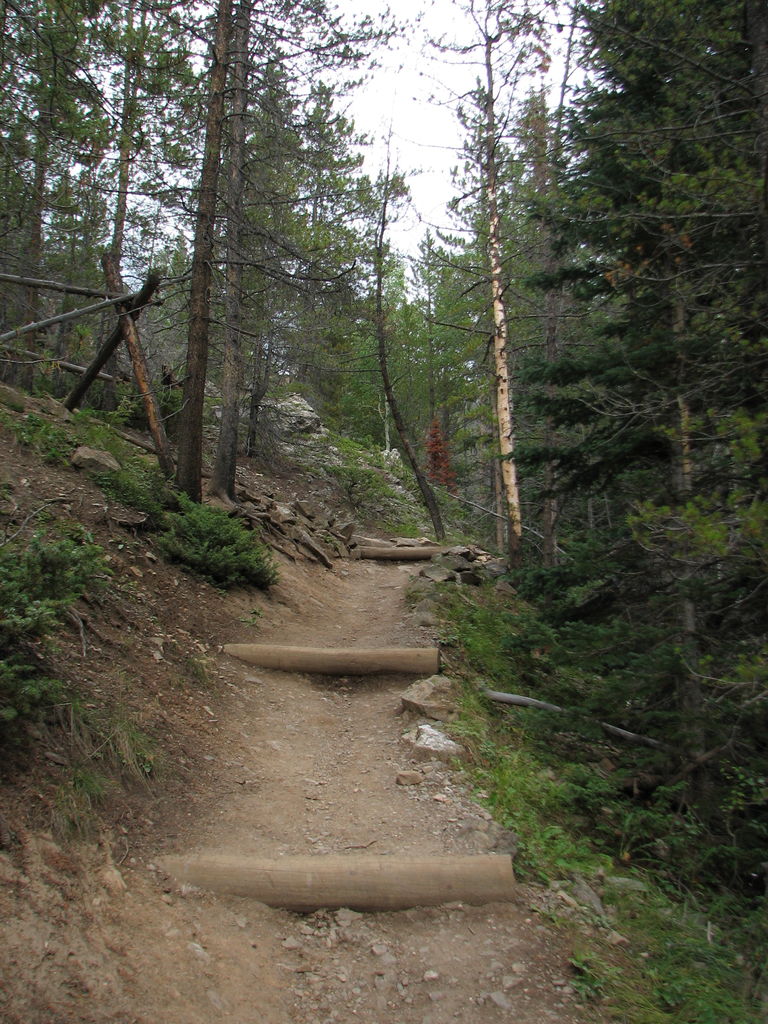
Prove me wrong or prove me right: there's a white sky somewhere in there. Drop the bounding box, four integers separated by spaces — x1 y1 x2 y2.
341 0 478 255
336 0 577 258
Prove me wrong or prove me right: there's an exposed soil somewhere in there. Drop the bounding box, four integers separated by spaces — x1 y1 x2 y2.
0 408 598 1024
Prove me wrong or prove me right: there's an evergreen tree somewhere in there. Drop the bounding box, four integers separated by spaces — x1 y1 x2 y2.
523 0 768 878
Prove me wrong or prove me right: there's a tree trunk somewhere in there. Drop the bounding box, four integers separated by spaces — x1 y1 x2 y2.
747 0 768 286
482 30 522 567
211 0 251 501
175 0 234 501
102 253 174 477
245 336 271 457
374 163 445 540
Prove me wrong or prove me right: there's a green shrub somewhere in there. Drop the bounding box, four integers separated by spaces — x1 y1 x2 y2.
329 463 394 511
0 531 109 728
7 413 75 464
92 460 169 527
157 495 278 589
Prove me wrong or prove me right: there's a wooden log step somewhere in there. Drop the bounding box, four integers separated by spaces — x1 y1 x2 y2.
224 644 440 675
357 545 445 561
159 853 514 911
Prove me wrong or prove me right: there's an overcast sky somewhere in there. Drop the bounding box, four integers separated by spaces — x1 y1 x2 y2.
340 0 477 255
336 0 576 258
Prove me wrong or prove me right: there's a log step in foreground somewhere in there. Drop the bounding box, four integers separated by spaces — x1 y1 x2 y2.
224 644 440 676
159 853 514 912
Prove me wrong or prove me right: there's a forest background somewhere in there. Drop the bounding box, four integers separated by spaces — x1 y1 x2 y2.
1 0 767 1016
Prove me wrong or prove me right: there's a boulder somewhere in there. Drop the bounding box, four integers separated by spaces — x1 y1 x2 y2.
456 569 484 586
436 553 474 573
71 446 120 473
401 675 456 721
292 499 315 520
445 545 475 560
419 565 457 584
335 521 356 542
410 602 438 627
272 393 322 434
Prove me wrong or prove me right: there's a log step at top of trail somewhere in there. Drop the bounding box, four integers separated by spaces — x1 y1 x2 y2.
159 853 515 912
223 644 440 676
356 545 446 561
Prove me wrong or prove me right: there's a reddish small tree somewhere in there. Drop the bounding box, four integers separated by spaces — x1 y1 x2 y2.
426 418 458 494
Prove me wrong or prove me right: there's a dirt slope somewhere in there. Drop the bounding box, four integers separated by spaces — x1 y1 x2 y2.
0 405 596 1023
1 552 592 1024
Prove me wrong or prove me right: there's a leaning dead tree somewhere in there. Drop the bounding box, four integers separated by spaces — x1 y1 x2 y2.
0 263 170 475
63 267 162 411
100 253 174 477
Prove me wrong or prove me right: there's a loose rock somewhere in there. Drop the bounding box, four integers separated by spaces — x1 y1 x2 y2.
400 674 456 721
401 723 465 763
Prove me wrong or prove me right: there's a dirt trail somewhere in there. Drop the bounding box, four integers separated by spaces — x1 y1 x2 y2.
1 557 591 1024
146 558 589 1024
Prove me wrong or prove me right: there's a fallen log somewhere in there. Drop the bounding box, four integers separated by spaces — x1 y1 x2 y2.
0 292 136 346
0 344 121 382
159 853 514 911
358 545 445 561
224 643 440 675
0 271 124 299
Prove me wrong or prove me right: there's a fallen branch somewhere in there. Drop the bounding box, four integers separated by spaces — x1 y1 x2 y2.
102 253 174 478
0 344 120 382
0 292 136 345
64 268 162 411
0 272 123 298
110 427 159 455
484 689 671 751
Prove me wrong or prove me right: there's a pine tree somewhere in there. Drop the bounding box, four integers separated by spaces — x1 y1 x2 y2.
524 0 768 874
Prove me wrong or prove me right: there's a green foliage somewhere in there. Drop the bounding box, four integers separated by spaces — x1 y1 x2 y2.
329 463 393 511
7 413 76 464
0 658 62 728
157 494 278 589
449 668 609 881
0 530 109 729
92 460 169 527
442 583 765 1022
579 886 764 1024
322 434 428 535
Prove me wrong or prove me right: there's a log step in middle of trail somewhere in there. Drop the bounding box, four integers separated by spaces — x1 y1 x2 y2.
159 853 514 912
223 644 440 676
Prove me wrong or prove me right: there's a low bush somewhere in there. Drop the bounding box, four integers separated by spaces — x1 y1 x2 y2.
157 494 278 589
5 412 76 464
92 459 169 527
0 530 109 729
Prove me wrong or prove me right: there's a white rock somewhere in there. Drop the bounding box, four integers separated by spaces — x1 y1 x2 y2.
402 723 465 763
